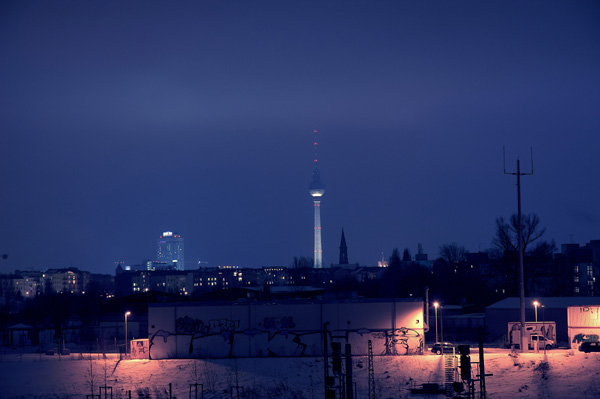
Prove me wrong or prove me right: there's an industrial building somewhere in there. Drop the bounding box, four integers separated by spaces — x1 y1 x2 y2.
147 299 425 359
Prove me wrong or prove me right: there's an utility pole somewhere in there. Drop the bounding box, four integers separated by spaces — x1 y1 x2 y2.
424 286 429 336
504 147 533 353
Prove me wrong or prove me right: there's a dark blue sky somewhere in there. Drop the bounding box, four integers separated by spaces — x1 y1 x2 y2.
1 1 599 273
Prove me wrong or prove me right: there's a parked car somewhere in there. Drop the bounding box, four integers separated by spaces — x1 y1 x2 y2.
579 342 600 353
529 335 557 350
430 342 455 355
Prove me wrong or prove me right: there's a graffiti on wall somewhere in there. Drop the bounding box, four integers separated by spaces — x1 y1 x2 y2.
175 316 240 357
572 333 599 344
508 322 555 347
148 317 241 359
263 316 295 330
130 339 149 359
175 316 240 335
370 327 423 355
149 314 423 359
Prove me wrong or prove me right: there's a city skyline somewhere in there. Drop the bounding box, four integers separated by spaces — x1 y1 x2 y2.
1 1 600 273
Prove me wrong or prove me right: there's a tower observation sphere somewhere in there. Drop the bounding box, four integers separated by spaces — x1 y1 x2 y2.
309 169 325 198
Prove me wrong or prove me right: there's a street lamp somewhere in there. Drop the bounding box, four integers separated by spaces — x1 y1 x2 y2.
533 301 539 323
541 305 546 355
125 311 131 355
434 302 439 343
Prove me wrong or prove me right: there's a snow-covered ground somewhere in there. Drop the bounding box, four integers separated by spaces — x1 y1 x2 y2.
0 349 599 399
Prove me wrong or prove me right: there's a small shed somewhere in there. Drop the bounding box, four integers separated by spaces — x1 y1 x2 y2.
130 338 150 359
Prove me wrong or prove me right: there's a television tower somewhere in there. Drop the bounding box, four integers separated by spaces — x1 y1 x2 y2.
309 130 325 268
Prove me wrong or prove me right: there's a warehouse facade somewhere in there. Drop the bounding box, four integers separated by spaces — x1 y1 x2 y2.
148 299 425 359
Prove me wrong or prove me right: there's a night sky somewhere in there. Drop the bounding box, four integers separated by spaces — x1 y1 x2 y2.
1 1 599 274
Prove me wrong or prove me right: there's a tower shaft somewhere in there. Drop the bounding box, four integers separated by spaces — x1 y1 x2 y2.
313 199 323 268
309 129 325 269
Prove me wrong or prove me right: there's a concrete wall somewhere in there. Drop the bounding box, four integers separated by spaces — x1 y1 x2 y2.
148 300 424 359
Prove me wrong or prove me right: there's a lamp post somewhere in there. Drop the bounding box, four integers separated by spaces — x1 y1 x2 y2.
533 301 539 323
125 311 131 355
434 302 439 343
542 305 546 355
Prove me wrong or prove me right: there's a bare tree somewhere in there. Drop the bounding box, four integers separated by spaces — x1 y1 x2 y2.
102 357 111 389
87 356 96 398
529 240 557 259
492 213 546 256
289 256 313 286
291 256 313 269
402 248 411 262
438 243 467 270
389 248 402 269
491 213 553 296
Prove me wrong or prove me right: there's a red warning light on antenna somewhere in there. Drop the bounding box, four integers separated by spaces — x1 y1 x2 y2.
313 130 317 133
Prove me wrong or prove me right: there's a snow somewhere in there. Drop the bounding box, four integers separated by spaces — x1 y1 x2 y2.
0 349 599 399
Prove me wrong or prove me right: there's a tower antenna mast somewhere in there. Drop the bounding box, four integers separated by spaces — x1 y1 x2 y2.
503 146 533 353
314 129 319 167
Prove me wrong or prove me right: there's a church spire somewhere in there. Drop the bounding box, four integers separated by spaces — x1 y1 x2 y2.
339 228 348 265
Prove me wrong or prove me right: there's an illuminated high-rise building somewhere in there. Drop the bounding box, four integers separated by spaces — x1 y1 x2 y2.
309 130 325 268
156 231 185 270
